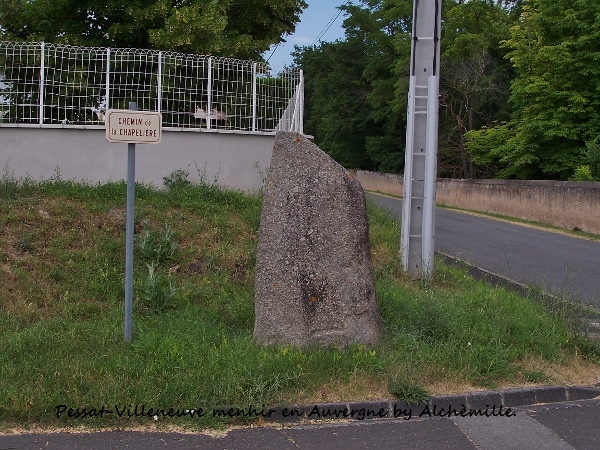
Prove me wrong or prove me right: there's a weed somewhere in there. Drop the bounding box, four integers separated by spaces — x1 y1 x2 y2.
585 136 600 180
136 262 178 313
568 334 600 361
18 234 35 253
48 166 62 183
571 165 595 181
388 379 430 404
49 267 64 282
135 220 179 312
523 370 550 383
194 160 221 187
163 169 191 191
136 220 178 265
0 162 19 200
253 161 269 194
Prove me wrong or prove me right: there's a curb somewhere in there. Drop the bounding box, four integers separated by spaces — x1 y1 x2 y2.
436 251 541 297
265 385 600 424
436 251 600 339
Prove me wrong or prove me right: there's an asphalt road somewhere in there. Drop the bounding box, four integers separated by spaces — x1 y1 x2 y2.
2 398 599 449
366 193 600 309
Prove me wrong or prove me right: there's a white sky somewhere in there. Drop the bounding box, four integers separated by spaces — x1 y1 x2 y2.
262 0 349 69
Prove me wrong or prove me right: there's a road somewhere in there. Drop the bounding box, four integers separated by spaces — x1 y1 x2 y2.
366 193 600 309
2 397 599 449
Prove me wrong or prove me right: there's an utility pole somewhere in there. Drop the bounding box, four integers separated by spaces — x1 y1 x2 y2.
401 0 442 278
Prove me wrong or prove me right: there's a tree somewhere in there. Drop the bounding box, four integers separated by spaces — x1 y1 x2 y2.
468 0 600 179
293 39 376 170
438 0 513 178
294 0 412 173
343 0 413 173
295 0 518 176
0 0 307 60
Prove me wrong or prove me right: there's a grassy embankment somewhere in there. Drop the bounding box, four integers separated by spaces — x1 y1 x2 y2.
1 170 599 431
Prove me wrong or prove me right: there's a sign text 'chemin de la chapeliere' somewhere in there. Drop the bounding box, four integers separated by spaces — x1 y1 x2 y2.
105 110 162 144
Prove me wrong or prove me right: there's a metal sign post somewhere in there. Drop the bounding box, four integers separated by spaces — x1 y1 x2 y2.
401 0 442 278
105 103 162 342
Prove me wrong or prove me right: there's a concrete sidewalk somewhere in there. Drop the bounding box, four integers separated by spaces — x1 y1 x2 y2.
2 385 599 449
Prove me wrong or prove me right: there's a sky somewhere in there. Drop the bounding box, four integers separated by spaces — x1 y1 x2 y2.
262 0 350 70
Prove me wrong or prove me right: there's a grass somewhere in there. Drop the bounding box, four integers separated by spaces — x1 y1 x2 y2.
1 173 599 431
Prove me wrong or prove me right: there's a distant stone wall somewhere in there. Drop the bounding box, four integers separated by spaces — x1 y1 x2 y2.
354 170 600 235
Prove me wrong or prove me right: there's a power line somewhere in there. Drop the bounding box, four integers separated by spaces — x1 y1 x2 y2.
267 1 351 63
311 1 350 46
265 42 281 63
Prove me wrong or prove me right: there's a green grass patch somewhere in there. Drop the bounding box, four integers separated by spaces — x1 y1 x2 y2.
1 175 598 431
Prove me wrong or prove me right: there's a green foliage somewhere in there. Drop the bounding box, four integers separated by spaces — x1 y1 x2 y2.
295 0 515 177
439 0 514 178
294 40 376 170
163 169 191 191
136 262 178 313
293 0 599 180
571 165 595 182
293 0 412 173
136 220 178 266
497 0 600 179
0 0 308 60
465 123 514 177
585 137 600 180
388 379 430 404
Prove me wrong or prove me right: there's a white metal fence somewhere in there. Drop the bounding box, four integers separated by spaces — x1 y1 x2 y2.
0 41 303 133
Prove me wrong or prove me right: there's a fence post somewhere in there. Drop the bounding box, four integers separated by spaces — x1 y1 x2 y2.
39 42 45 125
298 69 304 135
157 51 162 114
252 63 257 132
105 48 111 112
207 56 213 130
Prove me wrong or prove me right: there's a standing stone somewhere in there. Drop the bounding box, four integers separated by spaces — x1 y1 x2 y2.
254 132 383 347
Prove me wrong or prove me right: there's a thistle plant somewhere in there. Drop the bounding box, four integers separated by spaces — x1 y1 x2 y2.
136 220 178 265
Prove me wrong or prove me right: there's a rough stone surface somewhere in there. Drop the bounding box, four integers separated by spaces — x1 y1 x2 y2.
253 132 383 347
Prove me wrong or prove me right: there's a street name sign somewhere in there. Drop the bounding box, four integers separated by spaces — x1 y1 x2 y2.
105 103 163 342
106 109 162 144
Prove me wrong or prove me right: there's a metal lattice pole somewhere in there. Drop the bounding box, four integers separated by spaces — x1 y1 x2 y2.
401 0 442 278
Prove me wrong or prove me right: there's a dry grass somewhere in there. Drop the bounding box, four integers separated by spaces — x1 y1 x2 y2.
1 179 599 431
280 375 394 405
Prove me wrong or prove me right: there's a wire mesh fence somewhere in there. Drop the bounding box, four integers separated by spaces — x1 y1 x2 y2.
0 41 303 133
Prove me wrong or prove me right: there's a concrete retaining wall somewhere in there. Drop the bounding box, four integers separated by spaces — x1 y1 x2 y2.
1 126 275 192
355 170 600 235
